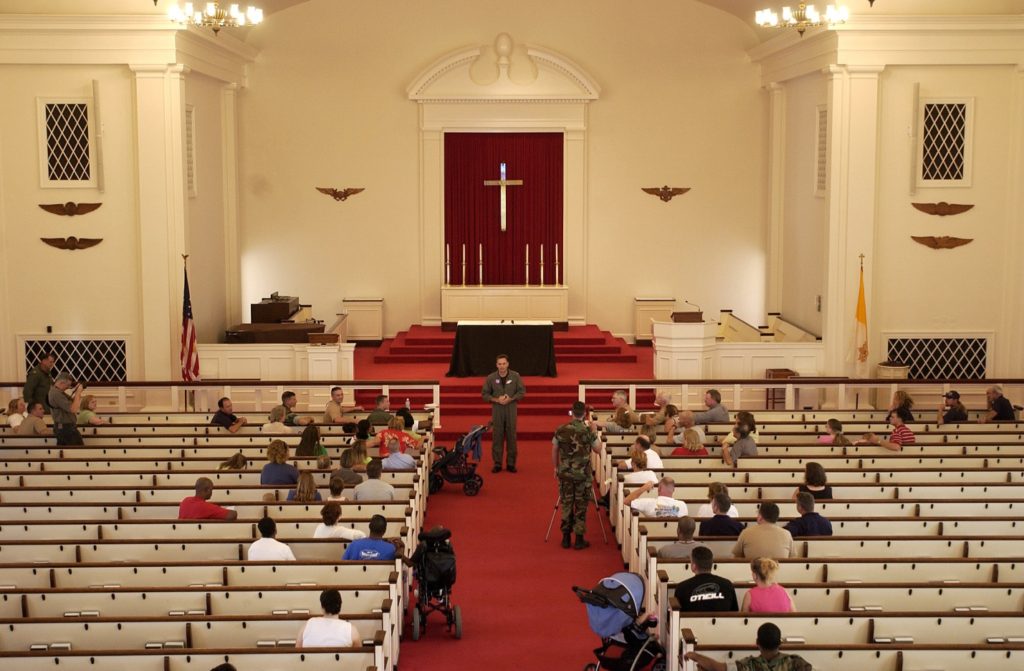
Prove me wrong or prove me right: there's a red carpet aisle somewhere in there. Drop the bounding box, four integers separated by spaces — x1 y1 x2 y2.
353 326 655 670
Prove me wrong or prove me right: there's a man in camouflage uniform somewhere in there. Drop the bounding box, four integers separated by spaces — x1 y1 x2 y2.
551 401 601 550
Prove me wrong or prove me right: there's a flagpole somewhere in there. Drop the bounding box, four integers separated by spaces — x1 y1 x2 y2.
181 254 197 413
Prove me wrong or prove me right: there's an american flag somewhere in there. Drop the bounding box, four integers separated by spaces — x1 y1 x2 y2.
180 267 201 382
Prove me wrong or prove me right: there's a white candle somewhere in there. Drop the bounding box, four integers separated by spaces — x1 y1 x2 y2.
479 243 482 260
446 243 450 264
525 244 529 284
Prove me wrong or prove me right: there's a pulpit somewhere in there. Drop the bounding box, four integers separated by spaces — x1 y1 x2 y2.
652 319 718 378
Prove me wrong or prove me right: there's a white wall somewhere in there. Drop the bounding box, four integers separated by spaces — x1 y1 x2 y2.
185 72 229 343
874 65 1019 372
0 64 141 379
779 72 828 336
237 0 768 337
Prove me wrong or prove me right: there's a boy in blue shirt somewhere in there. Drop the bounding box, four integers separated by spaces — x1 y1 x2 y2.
342 514 402 560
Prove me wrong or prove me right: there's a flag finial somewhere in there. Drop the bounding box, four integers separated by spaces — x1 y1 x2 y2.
859 253 865 270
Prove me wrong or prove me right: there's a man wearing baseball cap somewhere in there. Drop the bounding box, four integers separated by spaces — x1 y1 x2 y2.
937 391 968 425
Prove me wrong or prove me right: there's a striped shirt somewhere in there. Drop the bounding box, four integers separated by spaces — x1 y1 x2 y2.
889 424 916 446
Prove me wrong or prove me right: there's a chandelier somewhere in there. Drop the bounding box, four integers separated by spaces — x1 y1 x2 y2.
168 2 264 35
755 3 850 37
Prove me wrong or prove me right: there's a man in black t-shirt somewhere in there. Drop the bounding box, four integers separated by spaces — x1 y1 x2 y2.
983 386 1016 423
673 546 738 612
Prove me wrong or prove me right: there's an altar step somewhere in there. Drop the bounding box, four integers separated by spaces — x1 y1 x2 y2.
387 344 623 355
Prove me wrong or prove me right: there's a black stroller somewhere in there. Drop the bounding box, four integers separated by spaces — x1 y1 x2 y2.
429 424 486 496
409 527 462 640
573 572 665 671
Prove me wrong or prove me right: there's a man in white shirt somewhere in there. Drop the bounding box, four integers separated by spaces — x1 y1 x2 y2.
296 589 360 648
247 517 296 561
623 476 687 518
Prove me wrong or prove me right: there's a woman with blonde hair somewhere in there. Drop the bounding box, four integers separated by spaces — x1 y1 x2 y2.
375 415 421 456
671 428 709 457
261 439 299 485
288 471 322 502
887 390 915 422
261 405 293 435
348 439 371 467
6 397 27 428
76 395 108 426
741 557 795 613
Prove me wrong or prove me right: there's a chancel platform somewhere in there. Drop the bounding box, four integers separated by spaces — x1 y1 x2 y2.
446 320 557 377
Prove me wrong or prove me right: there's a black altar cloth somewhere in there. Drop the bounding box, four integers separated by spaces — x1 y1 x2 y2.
446 321 557 377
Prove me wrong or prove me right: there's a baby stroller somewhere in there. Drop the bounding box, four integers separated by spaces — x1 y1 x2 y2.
409 527 461 640
429 424 486 496
573 572 665 671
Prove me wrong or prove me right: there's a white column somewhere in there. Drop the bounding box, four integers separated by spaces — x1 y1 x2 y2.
821 65 885 376
564 128 588 324
0 131 11 380
765 82 786 314
131 64 189 382
419 125 443 324
997 65 1024 376
221 82 242 328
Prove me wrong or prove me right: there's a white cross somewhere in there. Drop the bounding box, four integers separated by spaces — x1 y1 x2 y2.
483 162 524 232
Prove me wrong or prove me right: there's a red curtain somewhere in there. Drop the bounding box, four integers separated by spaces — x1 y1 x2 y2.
444 132 563 286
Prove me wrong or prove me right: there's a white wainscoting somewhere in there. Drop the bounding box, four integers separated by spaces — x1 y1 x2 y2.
196 344 355 382
440 285 569 322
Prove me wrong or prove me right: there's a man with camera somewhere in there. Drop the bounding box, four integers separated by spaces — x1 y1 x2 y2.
552 401 601 550
47 372 84 446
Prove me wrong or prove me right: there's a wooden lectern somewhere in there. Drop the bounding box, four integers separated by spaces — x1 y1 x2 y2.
670 311 704 323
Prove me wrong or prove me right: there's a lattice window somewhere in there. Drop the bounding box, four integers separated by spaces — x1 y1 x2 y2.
886 337 987 381
918 99 973 186
24 339 127 383
185 105 198 198
37 99 96 188
814 105 828 196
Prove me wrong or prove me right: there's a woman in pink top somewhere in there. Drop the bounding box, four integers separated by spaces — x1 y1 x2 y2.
741 557 795 613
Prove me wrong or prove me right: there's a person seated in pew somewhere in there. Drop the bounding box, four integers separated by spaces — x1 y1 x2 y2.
209 664 237 671
179 477 238 520
333 449 366 483
366 394 394 425
641 400 680 444
276 390 314 427
288 471 322 502
5 396 27 428
671 427 709 457
937 390 969 425
694 388 729 424
376 416 422 456
218 452 249 470
260 405 294 435
722 419 757 468
685 622 811 671
248 516 296 561
673 546 738 612
671 409 707 446
314 502 368 540
699 492 745 536
15 401 51 436
210 397 247 433
791 462 832 501
354 420 381 451
856 406 915 452
261 439 300 486
624 476 687 518
656 516 707 561
295 423 327 457
381 438 416 470
396 406 431 434
594 389 640 434
732 502 796 559
696 483 740 519
76 395 108 426
817 418 851 446
325 477 348 502
741 558 796 613
324 386 363 425
885 389 915 423
617 435 663 470
352 459 395 501
783 493 833 538
720 410 759 448
622 451 659 486
982 385 1016 423
342 514 403 560
296 588 361 648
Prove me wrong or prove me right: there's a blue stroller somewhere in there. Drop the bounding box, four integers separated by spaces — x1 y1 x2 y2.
429 424 486 496
573 572 665 671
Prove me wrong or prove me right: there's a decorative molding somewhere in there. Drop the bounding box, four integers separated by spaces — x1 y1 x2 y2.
315 187 365 202
910 235 973 250
911 202 974 216
641 186 690 202
40 236 103 250
38 202 102 216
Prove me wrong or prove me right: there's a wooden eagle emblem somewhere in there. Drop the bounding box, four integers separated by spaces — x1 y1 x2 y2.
316 187 365 202
642 186 691 202
38 202 103 217
911 202 974 217
910 236 973 250
41 236 103 251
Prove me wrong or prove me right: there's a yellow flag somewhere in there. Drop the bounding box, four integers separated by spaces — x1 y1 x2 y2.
854 263 868 377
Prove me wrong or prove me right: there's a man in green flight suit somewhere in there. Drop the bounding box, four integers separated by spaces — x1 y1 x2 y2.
552 401 601 550
23 351 56 413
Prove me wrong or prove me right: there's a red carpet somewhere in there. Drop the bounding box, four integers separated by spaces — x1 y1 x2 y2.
354 326 655 670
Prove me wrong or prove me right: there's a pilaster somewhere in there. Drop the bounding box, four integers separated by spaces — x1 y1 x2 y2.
765 82 786 314
997 64 1024 376
221 82 242 327
821 65 884 376
131 64 189 381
